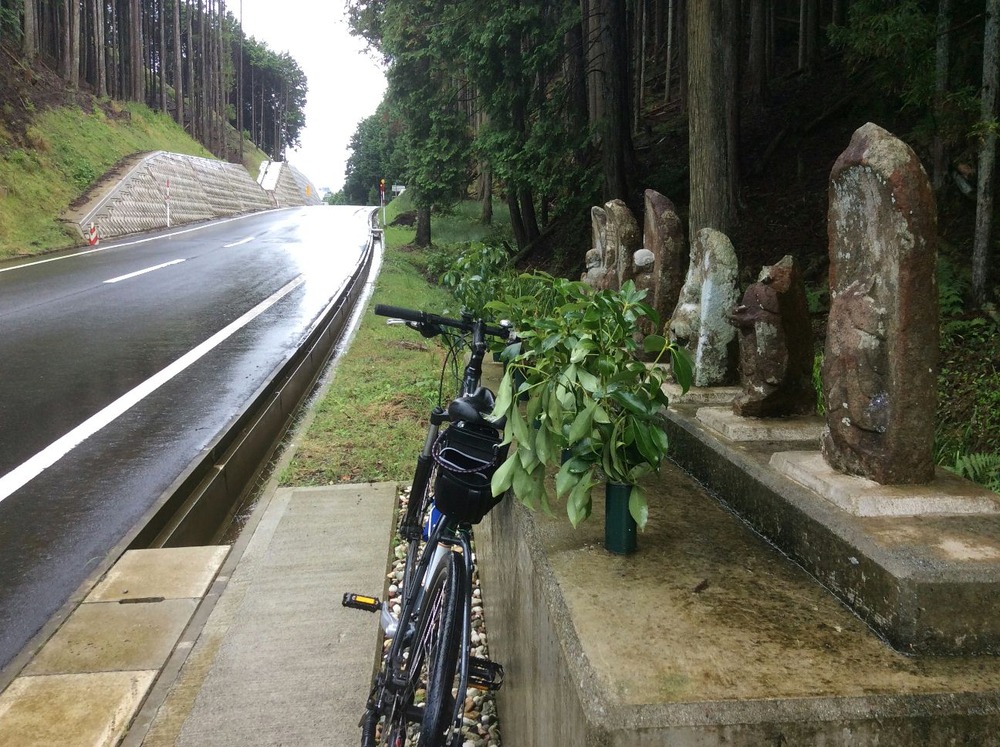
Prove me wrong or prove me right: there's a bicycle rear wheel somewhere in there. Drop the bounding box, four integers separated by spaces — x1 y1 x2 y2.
414 548 466 746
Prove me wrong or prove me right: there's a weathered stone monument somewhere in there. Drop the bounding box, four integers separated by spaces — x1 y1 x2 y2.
821 122 938 484
668 228 739 387
641 189 687 327
730 255 816 417
582 199 640 291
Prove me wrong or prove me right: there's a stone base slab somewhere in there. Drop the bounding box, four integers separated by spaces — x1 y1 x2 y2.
697 406 824 442
661 404 1000 656
662 382 739 405
772 451 1000 517
479 455 1000 746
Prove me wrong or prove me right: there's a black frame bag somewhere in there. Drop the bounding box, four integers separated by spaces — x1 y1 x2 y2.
432 423 508 523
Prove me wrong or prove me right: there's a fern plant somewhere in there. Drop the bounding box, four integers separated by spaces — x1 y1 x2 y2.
948 452 1000 493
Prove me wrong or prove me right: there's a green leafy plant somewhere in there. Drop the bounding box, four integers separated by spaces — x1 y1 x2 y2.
947 452 1000 493
490 280 693 529
812 352 826 417
438 240 512 319
486 270 577 341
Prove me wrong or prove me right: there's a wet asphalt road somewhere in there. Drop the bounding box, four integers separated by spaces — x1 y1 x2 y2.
0 205 371 672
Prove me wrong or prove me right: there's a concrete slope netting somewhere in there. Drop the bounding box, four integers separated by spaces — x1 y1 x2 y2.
69 152 275 241
259 161 322 207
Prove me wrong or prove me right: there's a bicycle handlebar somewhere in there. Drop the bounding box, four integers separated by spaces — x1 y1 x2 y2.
375 304 511 340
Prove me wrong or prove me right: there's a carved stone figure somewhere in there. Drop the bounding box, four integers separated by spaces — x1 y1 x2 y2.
730 255 815 417
821 122 938 484
668 228 739 387
642 190 687 327
583 199 640 291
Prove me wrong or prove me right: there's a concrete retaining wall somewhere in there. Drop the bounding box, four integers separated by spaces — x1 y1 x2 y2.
67 153 321 242
476 407 1000 745
258 160 323 207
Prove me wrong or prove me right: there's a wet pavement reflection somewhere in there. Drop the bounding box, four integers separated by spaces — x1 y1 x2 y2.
0 205 372 672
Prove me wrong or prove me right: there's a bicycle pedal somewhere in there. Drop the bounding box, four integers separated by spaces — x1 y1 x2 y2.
342 592 381 612
467 656 504 691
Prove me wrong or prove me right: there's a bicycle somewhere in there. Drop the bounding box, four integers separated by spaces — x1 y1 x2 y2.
343 303 512 747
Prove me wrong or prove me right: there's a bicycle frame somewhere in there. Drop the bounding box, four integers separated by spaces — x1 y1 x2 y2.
354 305 509 745
374 516 473 735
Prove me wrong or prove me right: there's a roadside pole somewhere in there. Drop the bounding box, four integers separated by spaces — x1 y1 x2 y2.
380 178 386 228
166 178 171 228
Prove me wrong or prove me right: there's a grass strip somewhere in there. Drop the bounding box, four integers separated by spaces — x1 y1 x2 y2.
280 195 502 486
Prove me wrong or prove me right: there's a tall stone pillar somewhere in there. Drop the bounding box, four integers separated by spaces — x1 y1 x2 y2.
821 123 938 484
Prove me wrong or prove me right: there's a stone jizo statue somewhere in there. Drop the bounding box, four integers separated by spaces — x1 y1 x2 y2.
821 122 938 484
668 228 739 387
730 255 815 418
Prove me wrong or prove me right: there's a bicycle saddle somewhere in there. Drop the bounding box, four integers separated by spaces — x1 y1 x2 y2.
448 386 504 428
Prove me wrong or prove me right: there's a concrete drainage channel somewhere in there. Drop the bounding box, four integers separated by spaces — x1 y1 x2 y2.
130 224 377 550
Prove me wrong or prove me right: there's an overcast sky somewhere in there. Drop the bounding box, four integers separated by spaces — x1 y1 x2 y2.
237 0 387 192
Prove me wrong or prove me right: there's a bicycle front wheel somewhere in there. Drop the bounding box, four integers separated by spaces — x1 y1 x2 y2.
414 548 466 746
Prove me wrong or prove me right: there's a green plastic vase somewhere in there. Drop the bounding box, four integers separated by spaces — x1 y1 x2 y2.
604 482 637 555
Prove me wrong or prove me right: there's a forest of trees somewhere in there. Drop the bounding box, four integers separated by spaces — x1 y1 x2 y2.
0 0 307 163
344 0 997 306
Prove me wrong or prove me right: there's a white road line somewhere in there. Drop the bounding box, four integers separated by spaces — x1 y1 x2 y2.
0 274 306 504
104 258 186 284
223 237 255 248
0 212 273 274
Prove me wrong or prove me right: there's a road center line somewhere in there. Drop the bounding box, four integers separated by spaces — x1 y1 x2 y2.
0 274 305 504
223 237 255 248
104 258 186 284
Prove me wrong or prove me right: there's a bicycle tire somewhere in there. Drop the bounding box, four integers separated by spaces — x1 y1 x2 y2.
415 549 466 746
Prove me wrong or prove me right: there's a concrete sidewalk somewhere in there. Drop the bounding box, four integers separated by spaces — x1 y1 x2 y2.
0 483 397 746
133 483 396 747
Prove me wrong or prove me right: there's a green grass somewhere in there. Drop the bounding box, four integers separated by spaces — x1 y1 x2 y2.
0 99 264 259
430 199 513 246
280 196 509 486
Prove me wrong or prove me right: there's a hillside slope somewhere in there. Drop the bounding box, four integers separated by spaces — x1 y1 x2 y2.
0 49 265 259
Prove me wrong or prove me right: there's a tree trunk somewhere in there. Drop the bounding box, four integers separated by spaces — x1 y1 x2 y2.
415 205 432 248
508 191 528 250
108 0 119 98
583 0 604 129
173 0 184 127
676 0 688 112
798 0 819 73
932 0 951 191
186 0 195 136
973 0 999 306
635 0 647 134
566 16 588 132
206 0 216 153
238 0 244 162
687 0 739 237
217 1 226 156
480 166 493 225
596 0 635 201
70 0 81 89
159 0 168 112
747 0 768 108
94 0 107 97
519 189 540 244
23 0 38 59
198 0 208 142
130 0 144 101
60 0 71 81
